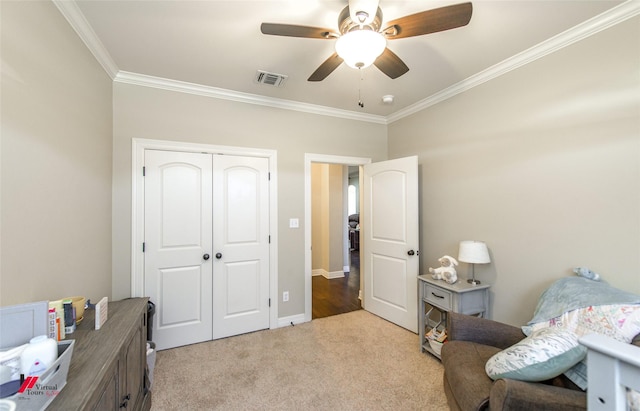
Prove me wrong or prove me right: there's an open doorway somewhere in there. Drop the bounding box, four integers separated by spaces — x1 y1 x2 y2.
305 154 419 330
304 153 371 321
311 165 361 319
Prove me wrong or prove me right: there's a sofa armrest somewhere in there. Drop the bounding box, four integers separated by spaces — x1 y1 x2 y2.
447 312 526 349
490 379 586 411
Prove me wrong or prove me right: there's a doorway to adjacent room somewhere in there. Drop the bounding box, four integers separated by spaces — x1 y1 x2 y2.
310 163 362 319
305 155 370 322
305 154 419 332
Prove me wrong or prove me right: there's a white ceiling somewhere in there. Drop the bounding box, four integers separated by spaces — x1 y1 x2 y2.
60 0 634 120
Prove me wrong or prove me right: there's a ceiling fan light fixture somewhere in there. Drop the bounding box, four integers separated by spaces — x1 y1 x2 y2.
335 30 386 69
261 2 472 81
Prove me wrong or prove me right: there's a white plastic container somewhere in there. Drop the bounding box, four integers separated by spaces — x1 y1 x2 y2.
0 344 27 382
20 335 57 377
10 340 74 410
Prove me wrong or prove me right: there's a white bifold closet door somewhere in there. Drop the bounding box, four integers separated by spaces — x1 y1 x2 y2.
144 149 270 350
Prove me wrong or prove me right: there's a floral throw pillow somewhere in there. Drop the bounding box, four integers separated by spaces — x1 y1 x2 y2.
485 327 587 382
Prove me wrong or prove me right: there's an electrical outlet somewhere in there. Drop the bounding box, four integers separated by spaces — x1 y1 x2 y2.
283 291 289 302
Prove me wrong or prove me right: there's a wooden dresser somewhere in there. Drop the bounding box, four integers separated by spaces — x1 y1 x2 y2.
48 298 151 410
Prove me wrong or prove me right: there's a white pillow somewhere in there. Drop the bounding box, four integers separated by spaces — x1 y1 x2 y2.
485 327 587 382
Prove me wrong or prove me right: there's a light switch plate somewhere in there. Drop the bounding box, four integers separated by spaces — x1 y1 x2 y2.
289 218 299 228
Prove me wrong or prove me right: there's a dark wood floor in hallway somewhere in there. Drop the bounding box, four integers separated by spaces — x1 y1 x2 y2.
312 250 362 319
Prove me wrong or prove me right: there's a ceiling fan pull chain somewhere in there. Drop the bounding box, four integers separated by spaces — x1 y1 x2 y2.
358 68 364 108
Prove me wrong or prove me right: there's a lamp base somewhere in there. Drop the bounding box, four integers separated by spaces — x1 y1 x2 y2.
467 279 481 285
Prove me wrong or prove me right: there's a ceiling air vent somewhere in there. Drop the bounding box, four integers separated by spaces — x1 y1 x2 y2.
255 70 288 87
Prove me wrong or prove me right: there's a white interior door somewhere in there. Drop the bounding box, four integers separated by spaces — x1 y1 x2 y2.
145 150 270 349
212 156 270 339
363 156 419 333
144 150 213 350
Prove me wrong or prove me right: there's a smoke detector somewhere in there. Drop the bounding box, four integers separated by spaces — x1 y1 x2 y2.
382 95 394 104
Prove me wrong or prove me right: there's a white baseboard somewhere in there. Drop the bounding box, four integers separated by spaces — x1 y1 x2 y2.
325 270 345 279
277 313 307 328
343 265 350 273
312 269 345 279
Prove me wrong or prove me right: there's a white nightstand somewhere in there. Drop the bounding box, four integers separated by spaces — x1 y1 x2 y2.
418 275 490 358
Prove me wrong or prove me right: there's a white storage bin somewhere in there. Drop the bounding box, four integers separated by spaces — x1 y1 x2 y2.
8 340 74 410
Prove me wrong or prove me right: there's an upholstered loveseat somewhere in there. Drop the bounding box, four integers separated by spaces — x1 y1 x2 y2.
441 276 640 411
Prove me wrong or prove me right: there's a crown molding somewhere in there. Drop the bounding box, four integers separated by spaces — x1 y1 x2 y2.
387 0 640 123
52 0 119 79
114 71 388 124
55 0 638 125
51 0 385 123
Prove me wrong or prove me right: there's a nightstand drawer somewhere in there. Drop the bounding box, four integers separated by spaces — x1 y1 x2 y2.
424 284 452 310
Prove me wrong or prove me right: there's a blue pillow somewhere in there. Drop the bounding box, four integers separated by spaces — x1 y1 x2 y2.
485 327 587 382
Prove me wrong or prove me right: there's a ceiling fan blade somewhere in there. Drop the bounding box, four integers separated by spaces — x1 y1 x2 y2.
383 2 472 39
308 53 344 82
261 23 338 39
374 48 409 79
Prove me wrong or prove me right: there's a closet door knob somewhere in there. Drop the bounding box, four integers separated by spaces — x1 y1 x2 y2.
203 254 210 260
407 250 415 256
216 253 223 259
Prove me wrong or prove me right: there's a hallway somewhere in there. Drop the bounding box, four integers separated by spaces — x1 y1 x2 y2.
312 250 362 319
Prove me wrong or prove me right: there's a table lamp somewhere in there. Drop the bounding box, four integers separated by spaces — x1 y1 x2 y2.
458 240 490 285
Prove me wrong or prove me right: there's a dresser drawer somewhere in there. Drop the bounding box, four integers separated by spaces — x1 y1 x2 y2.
424 283 452 310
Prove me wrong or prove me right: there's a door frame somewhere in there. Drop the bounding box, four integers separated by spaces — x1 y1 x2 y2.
304 153 371 322
131 138 278 330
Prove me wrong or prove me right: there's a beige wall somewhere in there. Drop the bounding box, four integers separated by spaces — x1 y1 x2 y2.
311 163 346 276
328 165 345 273
112 83 387 317
388 16 640 326
1 1 113 306
311 163 329 272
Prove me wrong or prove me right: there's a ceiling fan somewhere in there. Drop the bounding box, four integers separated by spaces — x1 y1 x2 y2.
260 0 472 82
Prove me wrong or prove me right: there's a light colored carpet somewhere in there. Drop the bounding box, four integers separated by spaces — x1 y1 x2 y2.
151 310 447 410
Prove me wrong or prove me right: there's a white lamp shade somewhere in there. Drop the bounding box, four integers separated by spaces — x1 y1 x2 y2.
458 241 490 264
335 30 386 69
